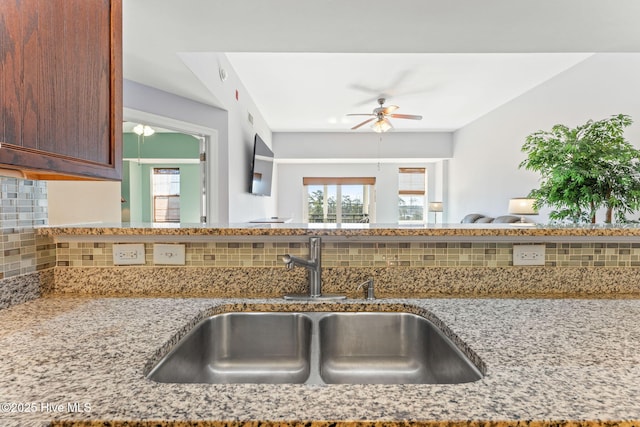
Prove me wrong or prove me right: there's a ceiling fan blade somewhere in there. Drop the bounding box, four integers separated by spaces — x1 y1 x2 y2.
346 113 375 117
351 117 375 130
349 83 384 95
389 113 423 120
383 105 399 115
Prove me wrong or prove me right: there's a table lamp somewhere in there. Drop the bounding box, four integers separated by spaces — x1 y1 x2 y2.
508 198 538 225
428 201 443 223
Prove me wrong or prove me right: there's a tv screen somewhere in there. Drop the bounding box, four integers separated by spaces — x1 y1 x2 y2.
249 133 274 196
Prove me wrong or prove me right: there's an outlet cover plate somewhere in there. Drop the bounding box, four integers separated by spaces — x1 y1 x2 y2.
113 243 146 265
153 244 186 265
513 244 546 266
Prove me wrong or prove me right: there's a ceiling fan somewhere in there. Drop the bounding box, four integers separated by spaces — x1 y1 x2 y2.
347 98 423 132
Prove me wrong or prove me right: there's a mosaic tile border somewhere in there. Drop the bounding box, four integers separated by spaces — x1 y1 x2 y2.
0 178 47 229
5 236 640 302
54 241 640 268
0 177 51 280
1 231 56 278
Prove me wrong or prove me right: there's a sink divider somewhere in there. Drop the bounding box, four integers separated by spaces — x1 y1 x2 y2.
305 313 325 385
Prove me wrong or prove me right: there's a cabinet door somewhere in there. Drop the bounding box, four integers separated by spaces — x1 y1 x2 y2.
0 1 22 148
0 0 122 180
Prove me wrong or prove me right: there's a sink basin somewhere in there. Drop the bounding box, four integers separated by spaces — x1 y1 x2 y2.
147 311 482 385
318 312 482 384
147 312 312 383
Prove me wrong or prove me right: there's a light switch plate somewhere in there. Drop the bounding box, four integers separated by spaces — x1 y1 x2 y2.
513 244 546 266
113 243 146 265
153 244 186 265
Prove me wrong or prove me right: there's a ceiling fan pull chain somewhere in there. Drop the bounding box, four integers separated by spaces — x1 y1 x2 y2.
378 134 382 171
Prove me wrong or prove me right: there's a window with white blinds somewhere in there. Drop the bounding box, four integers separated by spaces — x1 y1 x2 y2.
398 167 426 223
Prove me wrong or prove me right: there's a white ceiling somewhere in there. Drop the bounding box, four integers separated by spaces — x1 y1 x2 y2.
222 52 591 131
122 0 640 132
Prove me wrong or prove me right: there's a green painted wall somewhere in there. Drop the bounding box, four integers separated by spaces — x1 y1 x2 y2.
121 132 201 223
123 161 200 223
123 133 200 159
123 161 143 223
139 163 200 223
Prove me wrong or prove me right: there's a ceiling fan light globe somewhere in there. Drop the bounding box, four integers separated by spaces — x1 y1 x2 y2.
132 124 144 135
349 99 419 131
133 124 155 136
372 118 393 133
383 105 399 115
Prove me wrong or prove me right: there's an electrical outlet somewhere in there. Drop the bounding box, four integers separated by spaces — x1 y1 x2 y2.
513 244 546 266
153 244 186 265
113 243 146 265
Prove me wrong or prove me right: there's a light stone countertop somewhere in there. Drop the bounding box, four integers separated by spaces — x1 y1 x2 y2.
1 297 640 426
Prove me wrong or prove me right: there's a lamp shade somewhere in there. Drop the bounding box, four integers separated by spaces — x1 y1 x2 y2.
508 198 538 215
428 201 443 212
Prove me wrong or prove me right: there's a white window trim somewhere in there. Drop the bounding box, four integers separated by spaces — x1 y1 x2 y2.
302 178 376 224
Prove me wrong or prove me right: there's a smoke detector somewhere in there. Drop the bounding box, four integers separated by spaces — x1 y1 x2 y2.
219 67 228 82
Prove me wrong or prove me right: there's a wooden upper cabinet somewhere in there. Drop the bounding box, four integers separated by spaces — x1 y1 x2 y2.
0 0 122 180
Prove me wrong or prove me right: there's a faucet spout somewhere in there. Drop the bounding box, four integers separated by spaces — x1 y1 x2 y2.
282 254 315 270
282 254 295 269
282 237 345 301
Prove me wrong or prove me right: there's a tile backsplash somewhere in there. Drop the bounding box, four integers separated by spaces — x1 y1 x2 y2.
3 176 640 304
0 177 53 308
0 178 52 280
55 240 640 268
0 178 48 228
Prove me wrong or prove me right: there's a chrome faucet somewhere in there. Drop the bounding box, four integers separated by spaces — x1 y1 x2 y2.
283 237 345 301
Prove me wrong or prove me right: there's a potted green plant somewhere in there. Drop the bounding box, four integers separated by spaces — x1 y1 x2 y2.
519 114 640 224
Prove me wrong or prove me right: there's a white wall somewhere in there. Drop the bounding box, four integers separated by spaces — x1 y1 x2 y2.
277 162 444 223
47 182 121 225
450 53 640 223
177 53 277 222
274 131 452 223
274 132 452 160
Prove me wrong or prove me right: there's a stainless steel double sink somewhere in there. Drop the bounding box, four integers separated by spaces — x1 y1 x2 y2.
146 311 483 385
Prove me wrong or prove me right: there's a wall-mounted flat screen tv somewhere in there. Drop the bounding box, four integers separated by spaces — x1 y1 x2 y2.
249 133 274 196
